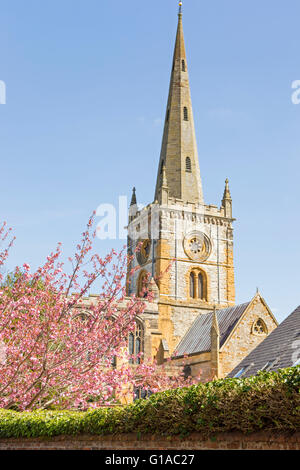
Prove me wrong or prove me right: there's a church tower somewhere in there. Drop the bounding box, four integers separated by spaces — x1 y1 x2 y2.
127 5 235 357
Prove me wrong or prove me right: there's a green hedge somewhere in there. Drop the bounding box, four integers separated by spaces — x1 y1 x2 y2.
0 367 299 438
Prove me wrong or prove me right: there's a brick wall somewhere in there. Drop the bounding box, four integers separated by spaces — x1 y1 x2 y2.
0 432 298 450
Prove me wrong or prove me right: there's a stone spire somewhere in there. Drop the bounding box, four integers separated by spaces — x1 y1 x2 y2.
129 187 137 222
130 187 137 206
154 6 204 205
222 178 232 218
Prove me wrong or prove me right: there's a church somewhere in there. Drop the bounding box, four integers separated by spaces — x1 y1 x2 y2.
80 5 278 389
122 5 278 383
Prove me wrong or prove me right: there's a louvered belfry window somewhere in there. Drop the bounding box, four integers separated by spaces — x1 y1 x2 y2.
186 157 191 172
189 269 207 301
198 272 203 299
190 272 195 298
183 106 189 121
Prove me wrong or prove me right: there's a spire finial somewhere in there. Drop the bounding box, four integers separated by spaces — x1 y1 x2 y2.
178 1 183 15
130 187 137 206
223 178 232 200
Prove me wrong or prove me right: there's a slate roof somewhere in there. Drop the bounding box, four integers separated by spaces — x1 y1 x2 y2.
228 305 300 378
175 302 250 357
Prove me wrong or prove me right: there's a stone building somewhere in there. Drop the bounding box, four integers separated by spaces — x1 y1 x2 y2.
173 293 278 382
123 7 278 382
78 5 278 388
228 305 300 379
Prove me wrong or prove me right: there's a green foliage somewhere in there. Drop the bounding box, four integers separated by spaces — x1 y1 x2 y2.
0 367 299 438
1 270 47 299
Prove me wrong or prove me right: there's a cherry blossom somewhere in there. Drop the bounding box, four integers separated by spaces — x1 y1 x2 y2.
0 216 198 410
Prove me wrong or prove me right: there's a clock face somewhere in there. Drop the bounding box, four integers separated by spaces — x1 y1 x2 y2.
136 239 151 266
183 231 211 262
189 238 205 256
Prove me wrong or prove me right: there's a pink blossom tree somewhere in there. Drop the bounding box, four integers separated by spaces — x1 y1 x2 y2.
0 217 196 411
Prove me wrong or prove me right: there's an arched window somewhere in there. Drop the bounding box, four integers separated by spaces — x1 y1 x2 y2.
190 272 195 298
185 157 191 173
129 333 134 357
189 269 207 301
183 107 189 121
129 322 144 364
182 60 186 72
198 272 203 299
252 318 268 335
137 270 149 298
166 109 170 122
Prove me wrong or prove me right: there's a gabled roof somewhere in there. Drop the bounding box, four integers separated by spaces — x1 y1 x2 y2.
228 306 300 378
175 302 250 357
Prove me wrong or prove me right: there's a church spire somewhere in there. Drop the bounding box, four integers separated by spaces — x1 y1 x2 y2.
154 5 204 205
130 187 137 206
129 187 138 222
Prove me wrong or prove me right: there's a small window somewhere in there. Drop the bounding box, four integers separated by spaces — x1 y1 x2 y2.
137 270 149 298
135 334 141 361
252 318 267 335
182 60 186 72
185 157 191 173
183 106 189 121
129 333 134 358
166 109 169 122
129 322 144 365
198 273 203 299
260 360 274 372
234 367 246 378
190 272 195 298
233 363 254 378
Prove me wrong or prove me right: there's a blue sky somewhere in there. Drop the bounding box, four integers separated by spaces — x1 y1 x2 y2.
0 0 299 323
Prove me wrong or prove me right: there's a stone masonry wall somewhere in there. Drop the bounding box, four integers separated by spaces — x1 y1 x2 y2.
220 297 278 377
